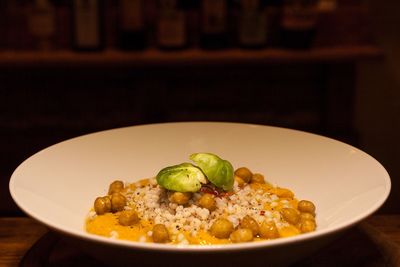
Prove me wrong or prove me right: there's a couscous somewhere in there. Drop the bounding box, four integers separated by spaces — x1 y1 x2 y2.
86 153 317 245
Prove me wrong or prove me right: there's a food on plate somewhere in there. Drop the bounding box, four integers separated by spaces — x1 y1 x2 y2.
86 153 317 245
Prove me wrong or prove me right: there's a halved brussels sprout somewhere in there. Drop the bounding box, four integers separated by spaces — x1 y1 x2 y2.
190 153 234 191
156 163 206 192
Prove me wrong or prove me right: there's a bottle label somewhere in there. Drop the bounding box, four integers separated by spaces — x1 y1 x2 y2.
202 0 226 34
239 0 266 46
318 0 337 12
73 0 100 47
158 0 185 47
239 12 266 46
29 9 55 37
282 1 317 30
120 0 143 31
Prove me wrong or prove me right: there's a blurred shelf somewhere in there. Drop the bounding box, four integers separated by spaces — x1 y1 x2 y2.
0 45 383 68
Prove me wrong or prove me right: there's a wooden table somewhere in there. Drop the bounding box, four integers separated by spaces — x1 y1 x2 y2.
1 215 400 267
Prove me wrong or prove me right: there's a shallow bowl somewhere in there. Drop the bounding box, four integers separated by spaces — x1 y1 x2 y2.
9 122 391 267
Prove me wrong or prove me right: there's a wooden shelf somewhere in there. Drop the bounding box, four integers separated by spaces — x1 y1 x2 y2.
0 45 383 68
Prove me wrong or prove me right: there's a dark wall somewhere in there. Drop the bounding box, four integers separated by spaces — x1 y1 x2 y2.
355 0 400 215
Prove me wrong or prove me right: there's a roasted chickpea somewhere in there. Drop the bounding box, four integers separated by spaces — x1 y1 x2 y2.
274 188 294 198
280 208 300 225
240 215 259 236
210 218 234 239
299 212 315 222
259 221 279 239
234 167 253 183
168 192 192 205
299 219 316 233
298 200 316 215
230 228 254 243
234 175 246 187
108 180 124 195
118 210 139 226
111 193 127 212
94 196 111 215
152 224 170 243
251 173 265 184
198 193 216 211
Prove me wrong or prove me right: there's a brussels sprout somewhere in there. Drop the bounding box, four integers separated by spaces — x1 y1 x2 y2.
190 153 234 191
156 163 206 192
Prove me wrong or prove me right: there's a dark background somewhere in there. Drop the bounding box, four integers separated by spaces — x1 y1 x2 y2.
1 0 399 216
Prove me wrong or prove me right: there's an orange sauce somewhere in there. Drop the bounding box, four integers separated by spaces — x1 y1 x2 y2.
86 179 313 244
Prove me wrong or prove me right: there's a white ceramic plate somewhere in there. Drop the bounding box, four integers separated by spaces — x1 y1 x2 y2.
9 122 391 266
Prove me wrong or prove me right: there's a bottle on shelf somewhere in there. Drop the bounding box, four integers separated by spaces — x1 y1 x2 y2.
237 0 267 49
6 0 32 50
264 0 283 47
280 0 318 49
28 0 55 50
157 0 188 50
0 0 8 50
53 0 71 50
199 0 229 50
117 0 147 50
71 0 104 51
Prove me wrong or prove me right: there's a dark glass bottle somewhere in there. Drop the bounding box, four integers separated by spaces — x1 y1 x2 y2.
264 0 282 47
71 0 104 51
280 0 317 49
117 0 146 50
199 0 229 50
28 0 56 50
237 0 267 49
157 0 188 50
0 1 6 50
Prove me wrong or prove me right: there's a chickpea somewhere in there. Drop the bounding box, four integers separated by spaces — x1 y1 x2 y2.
280 208 300 225
298 200 316 215
299 220 316 233
198 193 216 211
108 180 124 195
111 193 127 212
168 192 192 205
230 228 254 243
300 212 315 222
210 218 234 239
234 167 253 183
251 173 265 184
240 215 259 236
94 196 111 215
152 224 170 243
234 175 246 187
274 188 294 198
259 221 279 239
118 210 139 226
